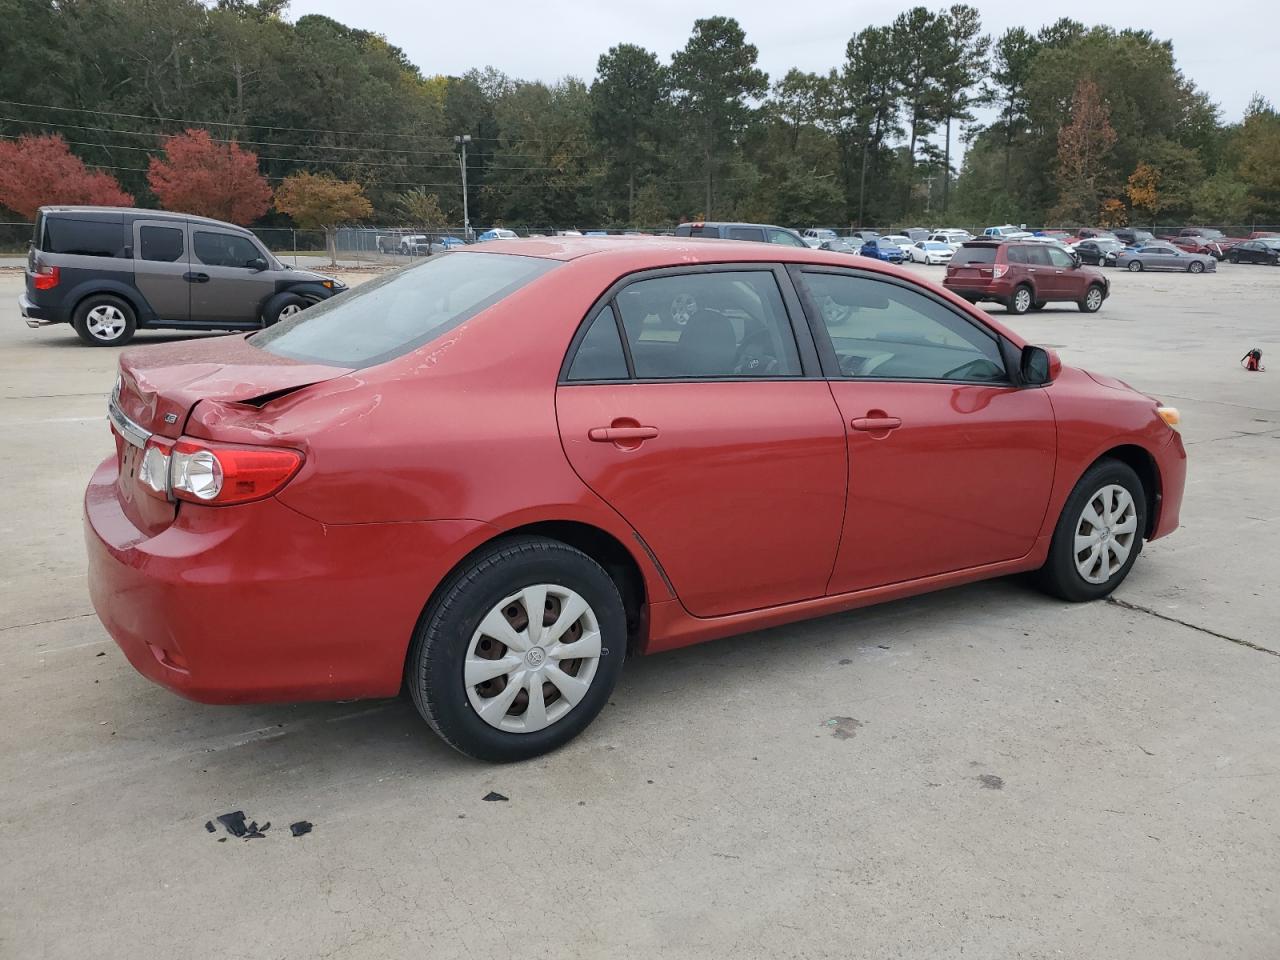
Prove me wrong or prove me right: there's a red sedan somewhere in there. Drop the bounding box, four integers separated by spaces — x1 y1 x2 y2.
86 238 1186 761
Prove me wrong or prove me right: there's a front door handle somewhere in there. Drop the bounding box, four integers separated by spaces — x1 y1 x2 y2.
588 425 659 442
851 416 902 432
183 272 210 283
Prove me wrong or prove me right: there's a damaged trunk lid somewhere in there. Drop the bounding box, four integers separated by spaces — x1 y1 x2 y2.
109 334 350 534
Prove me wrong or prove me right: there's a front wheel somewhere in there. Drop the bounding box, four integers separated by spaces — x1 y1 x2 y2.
1228 254 1239 264
1188 261 1205 274
406 537 627 762
1078 284 1105 313
1037 459 1146 602
1127 261 1143 272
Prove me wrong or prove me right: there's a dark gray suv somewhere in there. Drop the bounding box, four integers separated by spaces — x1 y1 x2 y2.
673 221 808 247
20 206 346 346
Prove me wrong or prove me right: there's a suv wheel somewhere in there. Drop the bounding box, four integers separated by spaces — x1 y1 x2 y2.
263 292 310 326
1078 284 1105 313
406 536 627 762
1007 286 1033 314
72 294 136 347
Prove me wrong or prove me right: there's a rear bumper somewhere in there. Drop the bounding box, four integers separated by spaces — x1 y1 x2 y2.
84 455 490 704
18 292 54 326
942 277 1013 302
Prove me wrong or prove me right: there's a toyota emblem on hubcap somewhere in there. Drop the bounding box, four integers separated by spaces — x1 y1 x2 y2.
526 647 546 668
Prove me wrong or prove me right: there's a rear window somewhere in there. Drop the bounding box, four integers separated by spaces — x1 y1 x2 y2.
952 246 997 265
253 252 558 368
41 217 128 258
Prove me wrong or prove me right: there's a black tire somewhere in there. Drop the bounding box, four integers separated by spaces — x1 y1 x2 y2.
1030 300 1047 311
1228 254 1239 264
1078 284 1105 313
406 536 627 762
1127 260 1144 272
1037 459 1147 602
1188 261 1204 274
72 293 136 346
262 292 310 327
1007 285 1033 314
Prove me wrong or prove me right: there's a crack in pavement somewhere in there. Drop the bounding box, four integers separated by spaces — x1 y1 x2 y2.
0 612 95 634
1106 597 1280 658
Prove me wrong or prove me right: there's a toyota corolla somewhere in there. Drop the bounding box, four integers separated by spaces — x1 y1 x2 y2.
85 238 1186 761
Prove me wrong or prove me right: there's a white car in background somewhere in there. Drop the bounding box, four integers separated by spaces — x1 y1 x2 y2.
906 240 955 265
930 229 972 246
880 234 914 250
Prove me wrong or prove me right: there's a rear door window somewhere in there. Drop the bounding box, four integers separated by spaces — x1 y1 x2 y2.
42 218 127 258
1025 245 1052 266
255 251 558 368
613 270 801 380
565 306 629 381
1005 246 1027 264
139 225 185 263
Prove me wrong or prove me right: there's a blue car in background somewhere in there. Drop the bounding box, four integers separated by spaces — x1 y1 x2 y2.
860 237 906 263
477 228 519 242
438 236 465 249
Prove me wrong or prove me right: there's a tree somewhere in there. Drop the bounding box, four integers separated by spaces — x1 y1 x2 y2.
0 134 133 219
989 28 1041 192
591 44 667 222
397 189 448 231
842 26 902 224
274 172 373 264
1234 97 1280 219
669 17 768 219
148 129 271 224
936 5 990 214
1051 79 1118 224
889 7 948 216
1126 162 1162 226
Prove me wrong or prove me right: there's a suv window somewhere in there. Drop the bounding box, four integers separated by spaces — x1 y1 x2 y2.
1046 246 1075 268
768 229 806 247
139 225 185 263
1005 246 1028 264
727 227 766 242
41 218 127 258
193 231 263 268
802 271 1006 382
255 252 558 368
566 306 628 381
952 246 996 265
614 271 801 379
1024 245 1052 266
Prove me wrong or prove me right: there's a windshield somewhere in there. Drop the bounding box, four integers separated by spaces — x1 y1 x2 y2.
254 252 558 368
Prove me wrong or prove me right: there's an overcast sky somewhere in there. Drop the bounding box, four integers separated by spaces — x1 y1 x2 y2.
293 0 1271 124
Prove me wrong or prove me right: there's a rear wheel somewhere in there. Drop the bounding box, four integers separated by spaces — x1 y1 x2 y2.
1188 261 1205 274
1078 284 1105 313
1030 300 1047 311
1037 459 1146 602
72 294 136 346
1127 261 1144 272
1228 254 1240 264
1007 285 1033 314
406 537 627 762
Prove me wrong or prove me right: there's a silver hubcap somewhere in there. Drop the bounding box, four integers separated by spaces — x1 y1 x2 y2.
670 293 697 326
1129 262 1141 272
465 584 601 733
1087 288 1102 309
277 303 304 320
1074 484 1138 584
1015 289 1031 311
85 305 126 340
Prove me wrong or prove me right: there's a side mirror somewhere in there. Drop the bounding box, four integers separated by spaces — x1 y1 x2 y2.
1020 345 1061 386
247 257 269 271
1070 252 1081 267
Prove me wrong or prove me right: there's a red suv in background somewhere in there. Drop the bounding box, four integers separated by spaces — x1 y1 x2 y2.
943 240 1110 314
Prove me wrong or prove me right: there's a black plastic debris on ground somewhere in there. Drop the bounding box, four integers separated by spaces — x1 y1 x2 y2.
482 791 509 802
216 811 248 837
204 820 216 833
243 820 270 839
289 821 313 837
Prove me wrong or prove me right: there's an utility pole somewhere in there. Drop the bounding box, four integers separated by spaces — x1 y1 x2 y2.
454 134 472 242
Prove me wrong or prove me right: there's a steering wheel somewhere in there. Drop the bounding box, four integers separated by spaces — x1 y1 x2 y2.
838 352 894 377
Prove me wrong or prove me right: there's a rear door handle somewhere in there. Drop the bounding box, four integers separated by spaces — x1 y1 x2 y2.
183 272 210 283
850 417 902 432
588 426 659 442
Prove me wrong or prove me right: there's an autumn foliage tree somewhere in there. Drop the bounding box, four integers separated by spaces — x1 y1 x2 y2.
147 129 271 224
0 134 133 219
1126 161 1162 226
1050 79 1118 225
274 172 373 264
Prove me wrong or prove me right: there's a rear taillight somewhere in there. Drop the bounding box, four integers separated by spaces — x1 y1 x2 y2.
33 263 60 290
991 264 1008 279
138 437 302 506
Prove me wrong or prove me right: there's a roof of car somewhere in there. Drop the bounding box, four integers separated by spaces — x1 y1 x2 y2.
457 235 884 268
38 205 255 232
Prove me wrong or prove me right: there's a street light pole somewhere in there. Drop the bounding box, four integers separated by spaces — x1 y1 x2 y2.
454 134 471 242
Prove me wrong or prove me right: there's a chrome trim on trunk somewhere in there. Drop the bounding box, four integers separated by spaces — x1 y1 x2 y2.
107 395 151 449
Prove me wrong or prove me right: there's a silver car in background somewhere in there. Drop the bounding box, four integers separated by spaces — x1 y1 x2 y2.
1114 243 1217 273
